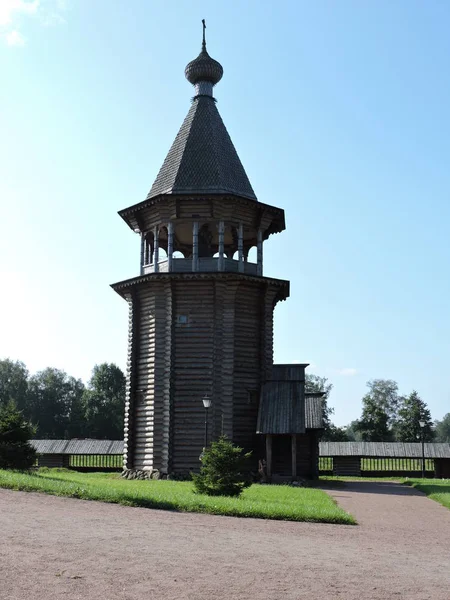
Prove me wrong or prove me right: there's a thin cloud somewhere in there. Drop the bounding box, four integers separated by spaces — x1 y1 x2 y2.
41 11 66 26
6 29 25 46
337 368 358 377
1 0 67 46
0 1 39 27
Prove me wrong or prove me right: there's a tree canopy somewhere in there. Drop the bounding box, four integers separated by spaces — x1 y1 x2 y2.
434 413 450 443
395 391 434 442
0 359 126 440
27 368 85 439
0 359 29 410
353 379 400 441
82 363 125 439
0 401 36 469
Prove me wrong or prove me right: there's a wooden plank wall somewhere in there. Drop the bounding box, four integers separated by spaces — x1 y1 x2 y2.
131 282 173 473
37 454 68 468
233 283 262 453
212 281 239 441
333 456 361 477
435 459 450 478
171 280 215 473
123 292 138 470
271 432 318 478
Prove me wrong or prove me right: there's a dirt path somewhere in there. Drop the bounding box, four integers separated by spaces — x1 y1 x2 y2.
1 482 449 600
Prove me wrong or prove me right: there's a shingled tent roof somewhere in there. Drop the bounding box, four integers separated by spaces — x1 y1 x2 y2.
146 96 257 201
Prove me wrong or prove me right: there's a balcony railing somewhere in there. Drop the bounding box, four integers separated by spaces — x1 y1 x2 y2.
142 257 258 276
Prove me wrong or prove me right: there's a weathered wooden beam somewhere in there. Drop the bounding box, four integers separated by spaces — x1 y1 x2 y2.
292 434 297 480
266 434 272 482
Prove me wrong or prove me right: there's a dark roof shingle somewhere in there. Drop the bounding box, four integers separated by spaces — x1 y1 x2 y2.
147 96 257 201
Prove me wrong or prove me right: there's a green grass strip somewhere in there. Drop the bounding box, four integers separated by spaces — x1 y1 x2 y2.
403 478 450 510
0 469 355 524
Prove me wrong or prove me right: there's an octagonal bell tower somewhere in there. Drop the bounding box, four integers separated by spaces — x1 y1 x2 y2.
112 22 290 477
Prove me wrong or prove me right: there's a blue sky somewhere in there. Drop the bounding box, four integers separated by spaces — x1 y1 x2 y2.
1 1 449 426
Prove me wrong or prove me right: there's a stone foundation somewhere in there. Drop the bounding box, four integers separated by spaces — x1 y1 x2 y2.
121 468 166 481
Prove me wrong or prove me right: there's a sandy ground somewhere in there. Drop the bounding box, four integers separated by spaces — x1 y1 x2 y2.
0 480 449 600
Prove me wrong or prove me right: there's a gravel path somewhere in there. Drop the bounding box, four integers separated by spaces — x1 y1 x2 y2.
1 481 449 600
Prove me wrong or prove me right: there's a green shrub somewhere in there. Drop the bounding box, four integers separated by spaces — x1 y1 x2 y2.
192 436 252 497
0 401 36 470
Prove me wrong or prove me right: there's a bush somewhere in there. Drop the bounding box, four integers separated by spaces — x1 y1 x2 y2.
192 436 252 497
0 401 36 470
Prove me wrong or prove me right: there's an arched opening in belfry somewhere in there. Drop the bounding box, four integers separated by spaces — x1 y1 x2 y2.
172 223 191 258
145 231 154 264
247 246 257 263
227 226 238 259
159 226 169 261
198 223 214 258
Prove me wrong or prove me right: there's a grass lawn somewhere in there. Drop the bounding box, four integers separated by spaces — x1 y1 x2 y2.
320 475 450 512
403 479 450 510
0 468 355 524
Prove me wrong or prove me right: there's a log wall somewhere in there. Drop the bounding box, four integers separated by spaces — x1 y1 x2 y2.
233 283 264 454
122 273 288 475
172 280 215 472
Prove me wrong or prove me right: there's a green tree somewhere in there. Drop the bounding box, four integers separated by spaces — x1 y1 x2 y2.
82 364 125 439
325 425 350 441
0 401 36 469
27 368 85 438
434 413 450 443
0 359 29 410
192 436 252 497
395 391 434 442
345 420 363 442
355 396 391 441
354 379 400 441
365 379 400 422
305 374 333 433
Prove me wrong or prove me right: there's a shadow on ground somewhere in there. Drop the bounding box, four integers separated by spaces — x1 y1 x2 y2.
323 481 425 496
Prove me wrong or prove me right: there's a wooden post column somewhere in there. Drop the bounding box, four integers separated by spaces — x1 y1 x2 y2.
291 434 297 480
153 226 160 273
192 221 199 272
167 222 174 272
144 236 150 266
218 220 225 271
238 223 244 272
266 434 272 483
257 229 263 276
140 233 145 275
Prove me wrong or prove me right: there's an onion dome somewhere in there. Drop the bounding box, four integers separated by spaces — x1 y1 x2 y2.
185 20 223 89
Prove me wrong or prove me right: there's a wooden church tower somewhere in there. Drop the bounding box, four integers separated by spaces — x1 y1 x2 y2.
112 23 292 477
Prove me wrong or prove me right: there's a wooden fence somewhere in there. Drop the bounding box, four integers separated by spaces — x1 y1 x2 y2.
68 454 123 471
319 456 435 477
35 453 122 471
